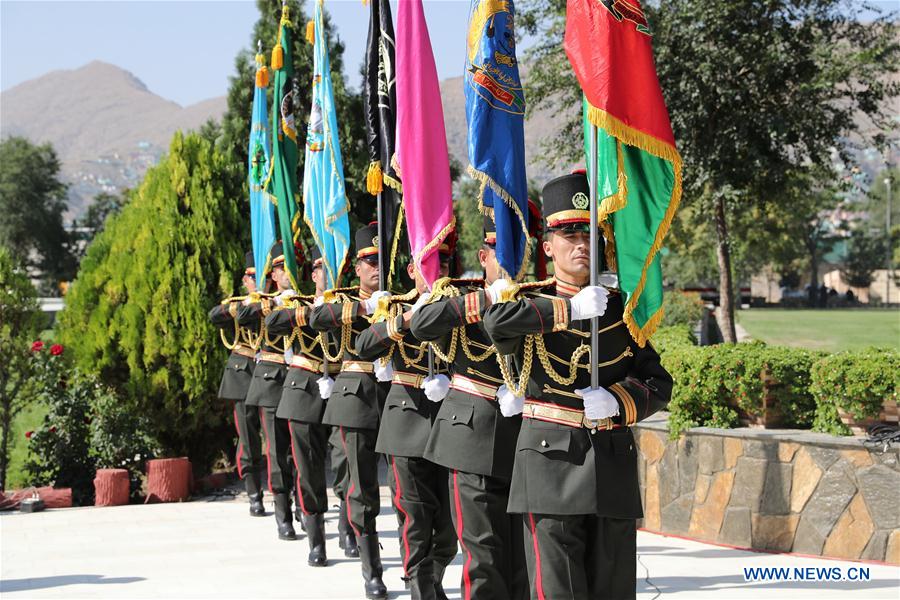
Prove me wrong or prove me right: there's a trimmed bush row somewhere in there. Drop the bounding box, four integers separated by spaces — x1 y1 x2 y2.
653 327 899 438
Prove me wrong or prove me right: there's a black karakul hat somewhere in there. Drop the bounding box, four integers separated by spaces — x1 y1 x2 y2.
483 215 496 246
309 246 323 267
244 251 255 276
269 241 285 266
356 223 379 260
542 171 591 228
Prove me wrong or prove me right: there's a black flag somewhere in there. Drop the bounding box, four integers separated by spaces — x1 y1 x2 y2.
363 0 403 288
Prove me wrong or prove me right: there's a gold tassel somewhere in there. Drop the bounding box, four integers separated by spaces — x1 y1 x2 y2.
306 20 315 45
271 44 283 70
255 66 269 88
366 161 383 195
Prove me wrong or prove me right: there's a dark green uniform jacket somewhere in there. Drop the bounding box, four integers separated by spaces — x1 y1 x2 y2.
410 282 521 479
355 293 448 458
483 279 673 517
308 289 388 430
265 300 339 424
209 301 255 401
238 296 288 408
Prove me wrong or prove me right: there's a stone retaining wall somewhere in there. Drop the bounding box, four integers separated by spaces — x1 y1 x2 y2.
634 413 900 564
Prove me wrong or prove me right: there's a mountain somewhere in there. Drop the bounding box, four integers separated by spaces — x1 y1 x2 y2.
0 61 226 217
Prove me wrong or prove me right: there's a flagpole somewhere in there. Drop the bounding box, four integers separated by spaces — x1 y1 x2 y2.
589 125 599 390
377 192 386 291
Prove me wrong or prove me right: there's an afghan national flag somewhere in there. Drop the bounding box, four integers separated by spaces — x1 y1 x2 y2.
249 50 276 289
265 4 301 289
464 0 529 281
565 0 682 347
395 0 455 288
363 0 403 288
302 0 350 290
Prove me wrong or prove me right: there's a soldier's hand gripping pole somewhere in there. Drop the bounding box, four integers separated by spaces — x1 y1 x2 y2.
589 125 600 389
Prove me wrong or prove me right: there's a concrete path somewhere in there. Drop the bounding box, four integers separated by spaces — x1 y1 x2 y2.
2 489 898 599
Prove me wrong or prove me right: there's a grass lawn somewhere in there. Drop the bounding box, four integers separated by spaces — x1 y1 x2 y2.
736 309 900 352
4 400 48 489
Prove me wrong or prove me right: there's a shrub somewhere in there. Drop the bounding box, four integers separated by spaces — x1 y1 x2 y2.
652 325 697 354
662 290 705 327
663 341 820 438
811 347 900 436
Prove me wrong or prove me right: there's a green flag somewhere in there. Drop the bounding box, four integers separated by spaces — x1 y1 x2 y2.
265 4 301 289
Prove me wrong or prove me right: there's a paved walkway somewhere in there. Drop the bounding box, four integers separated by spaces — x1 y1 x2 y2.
2 489 898 599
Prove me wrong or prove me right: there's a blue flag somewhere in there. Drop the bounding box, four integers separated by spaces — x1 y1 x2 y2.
249 50 275 289
465 0 529 280
302 0 350 289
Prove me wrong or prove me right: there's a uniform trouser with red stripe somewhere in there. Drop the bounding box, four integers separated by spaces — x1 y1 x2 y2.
390 455 458 581
232 400 262 480
524 513 636 600
449 470 528 600
329 426 350 501
287 420 328 515
339 426 381 535
258 406 293 494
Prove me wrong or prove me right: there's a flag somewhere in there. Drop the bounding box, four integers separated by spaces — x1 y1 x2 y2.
249 49 276 289
265 3 302 289
464 0 529 280
363 0 403 288
395 0 455 288
302 0 350 290
565 0 682 347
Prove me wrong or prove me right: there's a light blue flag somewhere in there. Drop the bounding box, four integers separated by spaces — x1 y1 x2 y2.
465 0 529 280
249 50 275 289
302 0 350 289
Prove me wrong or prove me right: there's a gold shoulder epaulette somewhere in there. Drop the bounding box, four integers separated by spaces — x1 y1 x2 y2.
322 285 359 303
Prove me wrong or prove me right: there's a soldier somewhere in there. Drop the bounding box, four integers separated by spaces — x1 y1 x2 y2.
208 251 265 517
483 172 673 600
308 223 390 600
354 244 458 600
410 218 528 600
264 247 341 566
238 241 298 541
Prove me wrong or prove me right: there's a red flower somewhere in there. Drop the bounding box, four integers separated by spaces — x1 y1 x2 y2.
25 431 33 439
50 344 64 356
49 426 57 433
31 341 44 352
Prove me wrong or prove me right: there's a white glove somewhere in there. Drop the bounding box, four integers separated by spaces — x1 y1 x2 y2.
374 359 393 382
422 374 450 402
317 375 335 400
575 386 620 420
313 295 325 307
496 384 525 417
410 292 432 315
569 286 609 321
486 278 512 304
362 290 391 315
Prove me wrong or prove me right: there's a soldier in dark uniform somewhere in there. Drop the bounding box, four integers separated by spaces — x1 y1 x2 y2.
239 241 298 541
410 219 528 600
483 172 673 600
209 251 266 517
329 415 357 557
308 224 390 600
354 244 458 600
264 247 341 566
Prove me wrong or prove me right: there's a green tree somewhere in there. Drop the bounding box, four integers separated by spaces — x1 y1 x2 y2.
842 227 887 289
521 0 900 341
58 132 246 473
0 247 43 489
0 136 75 288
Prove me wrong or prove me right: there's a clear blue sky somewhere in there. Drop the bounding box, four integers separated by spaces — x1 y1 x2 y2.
0 0 474 106
1 0 896 106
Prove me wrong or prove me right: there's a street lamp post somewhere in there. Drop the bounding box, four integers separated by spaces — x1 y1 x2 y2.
886 175 892 306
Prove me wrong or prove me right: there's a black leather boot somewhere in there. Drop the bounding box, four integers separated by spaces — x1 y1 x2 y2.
432 564 449 600
245 475 265 517
410 570 437 600
357 533 387 599
304 513 328 567
338 501 359 558
273 492 296 540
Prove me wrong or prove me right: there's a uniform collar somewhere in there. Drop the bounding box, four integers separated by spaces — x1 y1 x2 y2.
358 288 373 300
555 277 586 298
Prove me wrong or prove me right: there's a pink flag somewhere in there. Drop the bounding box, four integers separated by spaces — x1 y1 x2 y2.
395 0 454 288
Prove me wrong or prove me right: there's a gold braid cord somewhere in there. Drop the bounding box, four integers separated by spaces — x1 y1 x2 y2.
219 326 239 350
425 278 494 363
496 335 535 398
534 336 591 386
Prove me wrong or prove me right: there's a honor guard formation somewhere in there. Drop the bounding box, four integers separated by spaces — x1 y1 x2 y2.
211 173 674 600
